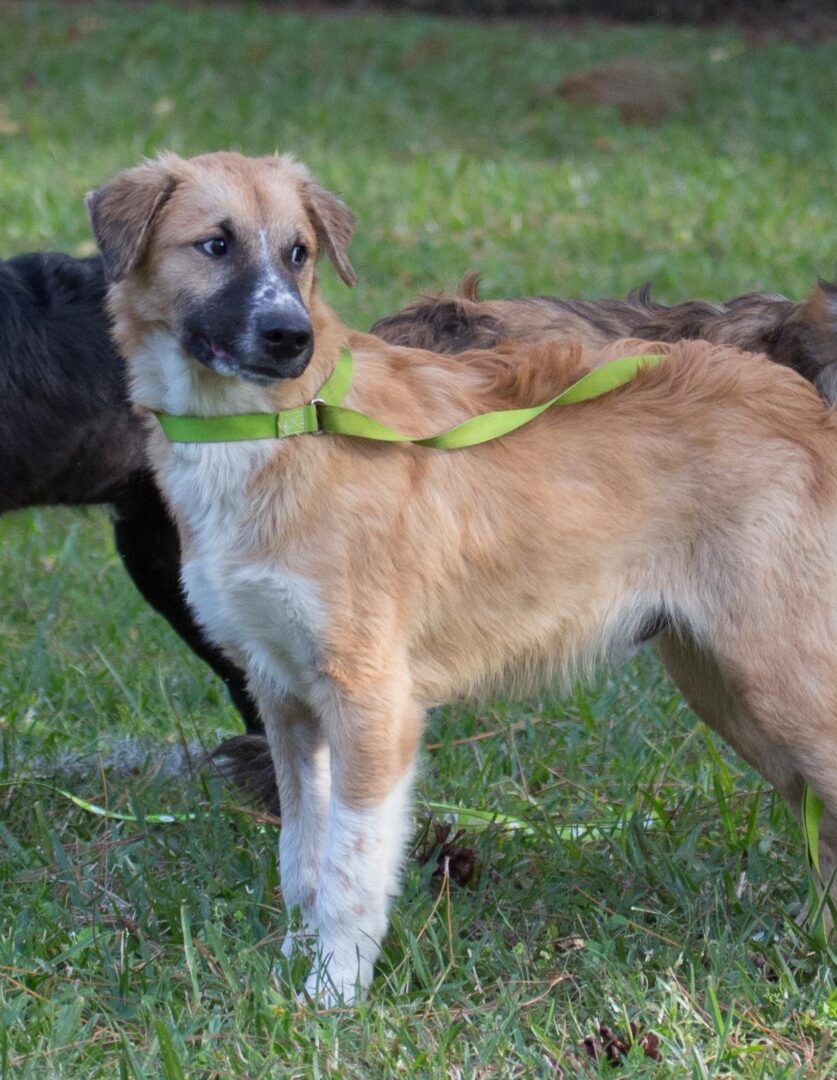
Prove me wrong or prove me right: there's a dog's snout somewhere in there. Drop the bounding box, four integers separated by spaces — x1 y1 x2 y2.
257 312 312 360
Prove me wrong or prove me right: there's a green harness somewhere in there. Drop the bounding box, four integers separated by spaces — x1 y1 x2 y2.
154 345 830 944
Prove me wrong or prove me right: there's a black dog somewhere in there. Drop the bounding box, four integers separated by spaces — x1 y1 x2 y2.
0 250 259 734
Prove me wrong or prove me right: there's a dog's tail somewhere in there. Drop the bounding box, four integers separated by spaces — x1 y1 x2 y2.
456 270 482 301
210 733 279 817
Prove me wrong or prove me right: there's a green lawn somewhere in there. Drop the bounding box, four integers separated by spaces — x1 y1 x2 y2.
1 4 835 1076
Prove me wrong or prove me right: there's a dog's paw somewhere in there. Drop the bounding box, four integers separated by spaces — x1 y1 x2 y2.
280 928 313 959
301 956 370 1007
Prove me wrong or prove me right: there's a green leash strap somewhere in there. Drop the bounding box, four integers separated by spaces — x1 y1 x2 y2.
156 349 665 447
0 779 197 823
803 784 824 880
802 783 831 946
0 780 655 843
317 351 664 449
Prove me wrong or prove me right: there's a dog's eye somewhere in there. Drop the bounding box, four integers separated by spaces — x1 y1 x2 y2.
291 243 307 268
197 237 228 257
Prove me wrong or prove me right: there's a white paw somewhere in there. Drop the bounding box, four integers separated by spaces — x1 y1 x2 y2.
302 954 371 1007
280 927 314 959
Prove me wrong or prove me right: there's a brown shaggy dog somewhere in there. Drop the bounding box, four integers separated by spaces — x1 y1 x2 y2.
372 271 837 403
89 152 837 1004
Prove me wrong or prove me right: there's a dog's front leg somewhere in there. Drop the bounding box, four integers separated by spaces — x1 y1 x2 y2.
260 695 330 957
303 687 423 1005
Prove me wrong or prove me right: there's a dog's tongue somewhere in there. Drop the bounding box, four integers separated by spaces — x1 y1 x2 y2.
211 341 233 362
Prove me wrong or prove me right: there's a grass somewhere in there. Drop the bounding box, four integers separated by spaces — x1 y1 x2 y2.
0 3 836 1075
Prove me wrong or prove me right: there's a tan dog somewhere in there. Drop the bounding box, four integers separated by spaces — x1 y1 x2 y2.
88 152 837 1004
219 273 837 810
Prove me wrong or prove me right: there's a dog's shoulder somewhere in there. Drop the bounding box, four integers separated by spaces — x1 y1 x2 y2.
0 250 119 402
4 251 107 315
0 250 139 510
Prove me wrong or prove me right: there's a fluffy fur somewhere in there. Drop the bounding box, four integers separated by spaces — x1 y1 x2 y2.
372 271 837 402
92 151 837 1004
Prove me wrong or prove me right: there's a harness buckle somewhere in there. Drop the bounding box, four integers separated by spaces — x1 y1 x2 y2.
310 399 326 434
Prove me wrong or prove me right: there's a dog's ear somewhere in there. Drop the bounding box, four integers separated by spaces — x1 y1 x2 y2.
85 159 179 283
808 280 837 332
302 181 357 288
804 280 837 404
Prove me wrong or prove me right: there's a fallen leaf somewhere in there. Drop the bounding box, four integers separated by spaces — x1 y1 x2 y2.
581 1020 663 1066
415 820 480 888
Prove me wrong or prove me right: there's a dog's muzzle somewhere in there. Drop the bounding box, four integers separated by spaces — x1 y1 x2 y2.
256 309 313 364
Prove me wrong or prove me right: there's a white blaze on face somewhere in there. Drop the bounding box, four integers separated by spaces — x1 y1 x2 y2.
251 228 307 317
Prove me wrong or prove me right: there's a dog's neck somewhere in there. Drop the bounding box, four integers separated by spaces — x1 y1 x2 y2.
121 292 347 419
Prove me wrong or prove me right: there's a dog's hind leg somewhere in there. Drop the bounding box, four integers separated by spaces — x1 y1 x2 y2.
658 628 837 933
300 678 424 1005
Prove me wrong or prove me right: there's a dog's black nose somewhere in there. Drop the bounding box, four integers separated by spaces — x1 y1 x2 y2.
257 311 312 360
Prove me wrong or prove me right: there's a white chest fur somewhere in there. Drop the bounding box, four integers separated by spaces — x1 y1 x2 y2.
170 442 324 700
132 332 324 701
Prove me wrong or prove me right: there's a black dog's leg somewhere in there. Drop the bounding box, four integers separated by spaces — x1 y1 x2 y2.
112 474 262 734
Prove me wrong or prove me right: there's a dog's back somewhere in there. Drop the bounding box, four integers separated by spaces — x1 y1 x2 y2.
372 276 837 403
0 251 147 510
